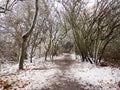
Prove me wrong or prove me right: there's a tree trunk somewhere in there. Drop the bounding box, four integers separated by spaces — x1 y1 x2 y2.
19 38 27 70
39 46 41 58
18 0 39 70
30 46 34 63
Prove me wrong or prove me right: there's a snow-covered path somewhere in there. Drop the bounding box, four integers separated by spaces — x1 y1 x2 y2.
40 58 101 90
40 57 120 90
0 54 120 90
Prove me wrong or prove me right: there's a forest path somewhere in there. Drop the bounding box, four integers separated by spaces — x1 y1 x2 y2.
1 54 119 90
41 55 99 90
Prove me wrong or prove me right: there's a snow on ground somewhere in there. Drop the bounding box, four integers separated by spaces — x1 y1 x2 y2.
18 68 60 90
0 56 58 75
66 62 120 90
0 57 61 90
0 54 120 90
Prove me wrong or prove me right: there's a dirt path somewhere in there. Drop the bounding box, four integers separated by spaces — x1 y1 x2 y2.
42 77 87 90
0 54 119 90
41 56 99 90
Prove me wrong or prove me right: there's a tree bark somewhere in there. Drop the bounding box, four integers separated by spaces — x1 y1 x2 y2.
19 38 27 69
19 0 39 70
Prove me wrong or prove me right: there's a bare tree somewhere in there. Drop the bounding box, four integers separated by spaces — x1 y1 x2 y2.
0 0 18 13
19 0 39 70
62 0 120 64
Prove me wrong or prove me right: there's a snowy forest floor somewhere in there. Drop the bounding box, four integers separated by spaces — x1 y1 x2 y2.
0 54 120 90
